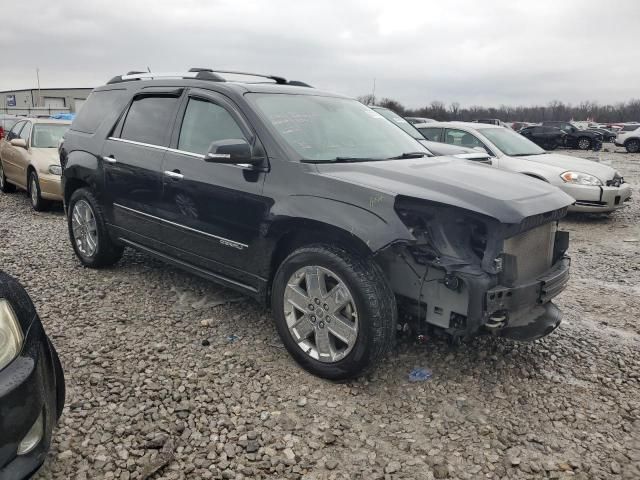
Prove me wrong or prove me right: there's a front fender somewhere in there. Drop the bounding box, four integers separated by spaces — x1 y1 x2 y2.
267 194 413 252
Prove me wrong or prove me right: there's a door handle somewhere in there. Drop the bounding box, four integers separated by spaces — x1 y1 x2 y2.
164 170 184 180
102 155 117 164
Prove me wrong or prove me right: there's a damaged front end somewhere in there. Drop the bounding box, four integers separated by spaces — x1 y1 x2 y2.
376 196 570 341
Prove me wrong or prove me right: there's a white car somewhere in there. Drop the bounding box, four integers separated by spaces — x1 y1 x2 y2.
614 124 640 153
416 121 632 213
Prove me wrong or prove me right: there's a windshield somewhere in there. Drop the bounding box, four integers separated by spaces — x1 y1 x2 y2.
32 124 69 148
371 107 424 140
478 127 546 156
249 94 429 161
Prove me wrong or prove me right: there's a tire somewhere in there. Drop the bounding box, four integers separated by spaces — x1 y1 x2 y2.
543 142 557 151
577 137 592 150
0 160 16 193
626 139 640 153
68 187 124 267
271 244 396 380
50 342 65 420
28 170 49 211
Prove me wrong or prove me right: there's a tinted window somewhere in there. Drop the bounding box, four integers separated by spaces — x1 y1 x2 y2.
419 127 442 142
120 95 178 146
178 99 246 154
71 89 126 134
19 122 32 141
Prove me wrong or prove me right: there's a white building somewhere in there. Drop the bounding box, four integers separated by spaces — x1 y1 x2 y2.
0 87 93 116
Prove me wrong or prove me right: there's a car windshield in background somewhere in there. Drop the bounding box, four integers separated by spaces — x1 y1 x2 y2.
478 127 546 156
32 124 69 148
249 94 429 162
371 107 424 140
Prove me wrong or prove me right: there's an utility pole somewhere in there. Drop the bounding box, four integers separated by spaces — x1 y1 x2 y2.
36 68 41 107
372 78 376 105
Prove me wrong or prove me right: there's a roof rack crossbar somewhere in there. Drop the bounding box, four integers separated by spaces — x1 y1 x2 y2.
188 68 287 84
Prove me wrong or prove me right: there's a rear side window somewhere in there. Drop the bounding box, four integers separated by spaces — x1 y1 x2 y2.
71 89 126 134
120 95 178 146
178 98 245 154
419 127 442 142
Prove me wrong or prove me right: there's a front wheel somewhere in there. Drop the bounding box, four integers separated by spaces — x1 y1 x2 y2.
577 137 592 150
29 171 49 211
68 188 124 267
626 139 640 153
0 160 16 193
271 245 396 380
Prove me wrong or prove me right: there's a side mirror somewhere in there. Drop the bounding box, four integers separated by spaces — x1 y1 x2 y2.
10 138 27 149
205 139 260 165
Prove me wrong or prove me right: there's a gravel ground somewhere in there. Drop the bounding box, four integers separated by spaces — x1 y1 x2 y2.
0 147 638 480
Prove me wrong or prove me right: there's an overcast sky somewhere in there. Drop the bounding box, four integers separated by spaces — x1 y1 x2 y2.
2 0 638 108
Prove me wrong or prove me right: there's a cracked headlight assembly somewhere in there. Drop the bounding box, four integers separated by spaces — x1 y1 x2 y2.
0 299 24 370
560 171 602 186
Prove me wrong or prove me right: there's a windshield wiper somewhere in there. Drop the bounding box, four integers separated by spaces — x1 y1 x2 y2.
386 152 430 159
301 157 381 164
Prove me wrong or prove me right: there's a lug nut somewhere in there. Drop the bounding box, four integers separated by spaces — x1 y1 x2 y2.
314 298 321 305
323 303 329 310
319 321 325 328
310 315 316 323
308 304 314 311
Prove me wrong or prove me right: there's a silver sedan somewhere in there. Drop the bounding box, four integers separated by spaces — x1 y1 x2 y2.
417 122 632 213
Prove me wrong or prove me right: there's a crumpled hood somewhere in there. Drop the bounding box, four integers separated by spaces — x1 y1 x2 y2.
317 157 574 224
516 153 617 182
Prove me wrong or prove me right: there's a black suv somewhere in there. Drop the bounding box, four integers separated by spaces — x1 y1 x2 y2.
541 121 602 150
60 69 573 379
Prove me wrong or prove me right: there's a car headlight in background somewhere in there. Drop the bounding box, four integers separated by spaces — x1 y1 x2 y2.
560 171 602 186
48 165 62 175
0 299 24 370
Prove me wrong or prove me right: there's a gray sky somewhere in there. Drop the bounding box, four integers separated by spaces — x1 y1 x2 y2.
2 0 638 108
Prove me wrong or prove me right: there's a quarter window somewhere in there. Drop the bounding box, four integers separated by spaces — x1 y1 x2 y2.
120 95 179 146
72 89 126 134
178 98 246 155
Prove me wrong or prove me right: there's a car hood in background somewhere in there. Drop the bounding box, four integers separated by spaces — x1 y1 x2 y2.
317 157 573 224
30 147 61 166
515 153 616 181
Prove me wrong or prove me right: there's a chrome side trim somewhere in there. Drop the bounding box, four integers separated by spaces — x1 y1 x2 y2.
107 137 208 159
113 203 248 250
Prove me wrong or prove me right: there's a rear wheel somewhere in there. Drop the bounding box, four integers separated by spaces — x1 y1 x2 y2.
625 139 640 153
28 171 49 211
577 137 592 150
271 245 396 380
0 161 16 193
68 188 124 267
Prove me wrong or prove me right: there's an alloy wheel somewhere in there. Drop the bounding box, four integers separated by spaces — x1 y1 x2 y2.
283 265 358 363
71 200 99 257
30 177 38 207
578 138 591 150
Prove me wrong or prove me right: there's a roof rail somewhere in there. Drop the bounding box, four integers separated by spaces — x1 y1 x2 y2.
106 69 311 87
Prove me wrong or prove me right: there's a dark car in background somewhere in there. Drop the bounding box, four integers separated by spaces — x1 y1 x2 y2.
541 121 602 150
519 125 567 150
0 271 65 479
585 127 616 142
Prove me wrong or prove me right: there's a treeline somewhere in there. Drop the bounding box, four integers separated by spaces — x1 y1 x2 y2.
357 95 640 123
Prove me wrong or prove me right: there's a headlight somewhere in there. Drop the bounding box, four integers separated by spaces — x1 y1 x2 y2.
48 165 62 175
0 299 24 370
560 171 602 186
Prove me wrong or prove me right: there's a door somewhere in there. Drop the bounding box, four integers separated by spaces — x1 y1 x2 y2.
101 91 182 245
159 89 269 285
1 121 24 182
2 121 31 187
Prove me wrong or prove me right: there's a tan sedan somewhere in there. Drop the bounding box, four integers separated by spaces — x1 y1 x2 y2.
0 118 71 211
